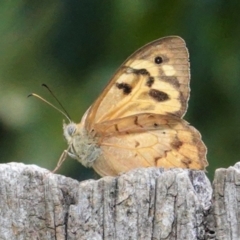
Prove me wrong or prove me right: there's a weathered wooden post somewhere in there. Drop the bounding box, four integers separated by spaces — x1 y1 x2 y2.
1 162 239 239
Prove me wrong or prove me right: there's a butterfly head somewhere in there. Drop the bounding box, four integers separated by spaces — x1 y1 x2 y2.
63 120 79 144
63 106 90 143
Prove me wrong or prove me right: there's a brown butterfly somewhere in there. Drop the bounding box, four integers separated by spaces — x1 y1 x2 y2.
61 36 208 176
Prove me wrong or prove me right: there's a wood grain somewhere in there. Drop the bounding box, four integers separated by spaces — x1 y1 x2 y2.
0 162 215 240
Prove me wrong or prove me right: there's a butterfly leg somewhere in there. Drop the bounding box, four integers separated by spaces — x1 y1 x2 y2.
67 152 78 160
52 145 72 173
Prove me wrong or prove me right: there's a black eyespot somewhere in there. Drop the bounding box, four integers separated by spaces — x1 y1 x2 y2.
155 56 163 64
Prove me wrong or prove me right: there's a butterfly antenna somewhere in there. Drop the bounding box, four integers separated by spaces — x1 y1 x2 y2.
41 84 72 121
28 93 72 122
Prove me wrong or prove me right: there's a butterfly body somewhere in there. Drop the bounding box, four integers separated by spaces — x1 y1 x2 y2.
63 119 101 168
63 36 208 177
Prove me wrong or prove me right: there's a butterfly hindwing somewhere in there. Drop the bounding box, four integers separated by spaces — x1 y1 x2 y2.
92 114 207 176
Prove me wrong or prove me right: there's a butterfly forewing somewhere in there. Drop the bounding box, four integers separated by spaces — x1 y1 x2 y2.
86 36 190 131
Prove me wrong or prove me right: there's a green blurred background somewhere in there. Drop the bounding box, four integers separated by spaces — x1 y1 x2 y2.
1 1 240 181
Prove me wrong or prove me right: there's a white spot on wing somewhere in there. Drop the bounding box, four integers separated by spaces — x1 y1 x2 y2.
162 65 176 76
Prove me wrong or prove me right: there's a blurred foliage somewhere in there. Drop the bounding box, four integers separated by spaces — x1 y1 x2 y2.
1 0 240 181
